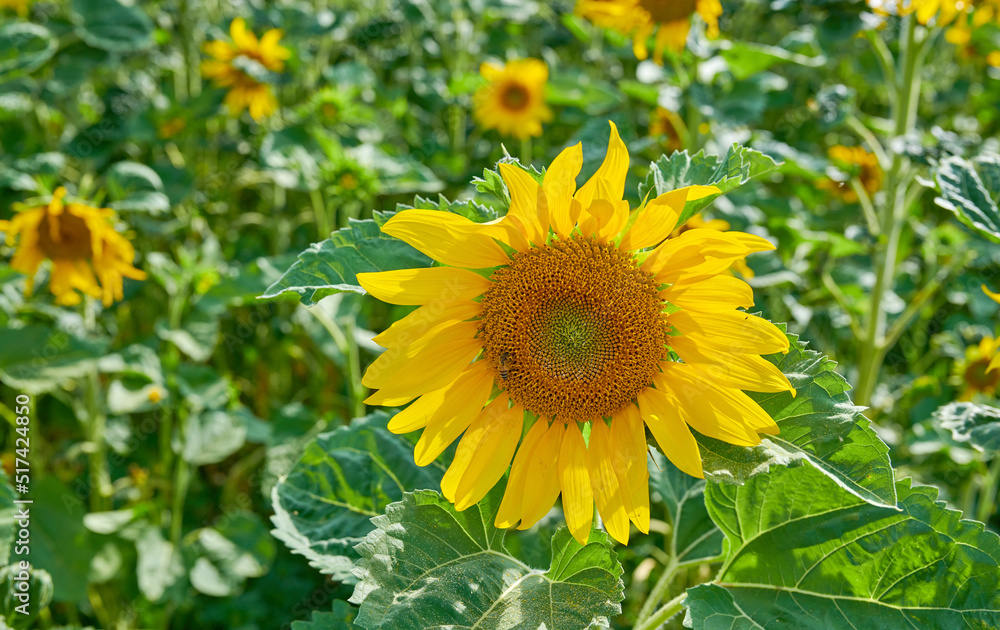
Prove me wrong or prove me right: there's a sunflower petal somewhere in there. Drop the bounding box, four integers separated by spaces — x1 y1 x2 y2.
413 370 497 467
655 365 766 446
499 163 545 245
516 421 565 530
661 275 754 312
588 420 631 545
643 229 749 283
373 299 481 349
670 335 795 395
669 309 790 355
382 210 510 269
545 143 583 238
358 267 491 306
619 186 720 250
387 361 494 434
559 422 594 545
637 387 703 479
495 419 549 528
575 121 629 210
447 399 524 509
363 320 480 388
609 404 650 534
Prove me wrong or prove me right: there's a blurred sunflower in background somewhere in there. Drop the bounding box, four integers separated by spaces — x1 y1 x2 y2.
576 0 722 62
822 145 883 203
357 123 793 545
473 59 552 139
955 335 1000 400
202 18 290 121
0 0 29 15
985 285 1000 373
0 187 146 306
649 107 685 154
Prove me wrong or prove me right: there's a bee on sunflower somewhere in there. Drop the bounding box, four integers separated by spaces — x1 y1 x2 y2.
0 187 146 306
357 122 793 545
473 59 552 140
576 0 722 63
202 18 290 121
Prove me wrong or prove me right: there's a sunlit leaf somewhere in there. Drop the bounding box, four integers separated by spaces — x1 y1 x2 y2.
687 463 1000 629
270 412 446 582
639 144 781 225
934 153 1000 242
934 401 1000 456
70 0 154 53
0 325 109 394
0 23 58 79
350 482 625 630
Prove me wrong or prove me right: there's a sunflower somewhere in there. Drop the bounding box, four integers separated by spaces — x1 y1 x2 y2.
985 285 1000 374
0 187 146 306
576 0 722 63
822 145 883 203
649 107 685 154
202 18 290 121
473 59 552 139
0 0 29 15
357 123 793 545
956 335 1000 400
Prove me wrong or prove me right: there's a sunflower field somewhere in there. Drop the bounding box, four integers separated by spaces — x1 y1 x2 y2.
3 0 1000 628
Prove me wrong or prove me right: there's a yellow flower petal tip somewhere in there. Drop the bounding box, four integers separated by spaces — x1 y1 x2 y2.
361 126 784 546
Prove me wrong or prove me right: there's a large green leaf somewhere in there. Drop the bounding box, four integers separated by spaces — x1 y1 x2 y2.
188 511 276 597
349 483 625 630
0 23 58 79
270 412 446 582
0 325 109 394
683 326 896 508
70 0 154 53
260 216 431 306
934 401 1000 456
639 145 781 225
648 453 723 567
290 601 359 629
687 463 1000 629
934 153 1000 242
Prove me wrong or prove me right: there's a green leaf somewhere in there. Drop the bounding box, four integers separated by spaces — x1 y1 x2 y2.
290 601 359 629
260 217 431 306
0 565 53 622
29 478 93 602
106 161 169 214
639 144 782 225
688 325 896 508
934 153 1000 242
0 23 58 79
174 409 247 466
934 401 1000 456
70 0 154 53
0 325 109 394
648 452 723 566
350 483 625 630
270 412 446 582
135 524 184 602
156 309 220 362
0 475 16 566
687 463 1000 629
348 144 444 195
188 511 276 597
720 41 826 81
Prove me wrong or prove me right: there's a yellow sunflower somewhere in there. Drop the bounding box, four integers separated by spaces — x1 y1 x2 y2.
473 59 552 139
822 145 883 203
357 123 794 545
985 285 1000 374
202 18 290 121
649 107 685 154
576 0 722 63
0 0 29 15
956 335 1000 400
0 187 146 306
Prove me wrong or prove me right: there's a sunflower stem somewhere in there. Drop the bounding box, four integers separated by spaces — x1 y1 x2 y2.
976 456 1000 524
636 591 687 630
854 15 926 409
520 136 533 164
83 299 111 512
635 557 679 626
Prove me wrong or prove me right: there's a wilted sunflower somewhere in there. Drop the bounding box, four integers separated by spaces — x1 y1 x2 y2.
822 145 883 203
473 59 552 139
576 0 722 62
358 123 793 545
202 18 290 121
0 187 146 306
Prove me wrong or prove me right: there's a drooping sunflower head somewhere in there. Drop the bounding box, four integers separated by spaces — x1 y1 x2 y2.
358 123 793 545
0 187 146 306
576 0 722 62
956 335 1000 400
201 18 290 121
473 59 552 139
823 145 883 202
